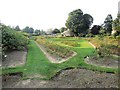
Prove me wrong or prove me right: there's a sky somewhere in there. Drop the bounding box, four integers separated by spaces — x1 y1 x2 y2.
0 0 119 30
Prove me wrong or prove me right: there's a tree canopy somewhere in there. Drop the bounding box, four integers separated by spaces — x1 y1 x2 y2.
65 9 93 36
52 28 60 34
60 27 67 33
34 29 41 35
23 26 34 34
112 14 120 36
103 14 113 34
90 25 101 35
15 25 21 31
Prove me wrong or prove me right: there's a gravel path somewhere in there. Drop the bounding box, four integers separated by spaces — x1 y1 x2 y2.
2 69 118 88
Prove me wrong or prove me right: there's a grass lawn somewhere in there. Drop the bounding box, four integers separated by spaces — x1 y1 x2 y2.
2 37 118 79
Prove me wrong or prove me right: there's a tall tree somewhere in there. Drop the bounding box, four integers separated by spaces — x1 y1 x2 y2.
23 26 34 34
103 14 113 34
90 25 101 35
112 14 120 36
60 27 67 33
65 9 93 36
34 29 41 35
29 27 34 33
52 28 60 34
15 25 21 31
113 18 119 30
23 26 30 33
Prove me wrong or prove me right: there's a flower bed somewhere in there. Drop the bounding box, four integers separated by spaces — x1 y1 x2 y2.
84 36 119 56
60 40 80 47
36 37 74 58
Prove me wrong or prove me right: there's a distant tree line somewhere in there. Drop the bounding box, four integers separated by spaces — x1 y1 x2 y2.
46 27 67 35
64 9 120 37
10 26 47 36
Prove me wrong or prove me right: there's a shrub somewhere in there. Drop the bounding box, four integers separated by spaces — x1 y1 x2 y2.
2 25 29 52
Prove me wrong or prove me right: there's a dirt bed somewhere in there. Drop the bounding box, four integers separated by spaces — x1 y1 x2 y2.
2 49 27 68
84 57 118 68
2 69 118 88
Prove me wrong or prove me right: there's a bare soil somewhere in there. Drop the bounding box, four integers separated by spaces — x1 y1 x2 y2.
2 49 27 68
84 56 118 68
2 69 119 88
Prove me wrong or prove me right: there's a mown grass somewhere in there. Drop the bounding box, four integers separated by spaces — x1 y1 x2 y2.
2 37 118 79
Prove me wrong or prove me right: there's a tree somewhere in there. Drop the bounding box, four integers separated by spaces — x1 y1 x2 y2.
60 27 67 33
90 25 101 35
23 26 30 33
103 14 113 34
41 30 46 35
52 28 60 34
113 18 119 30
34 29 41 35
29 27 34 33
112 14 120 36
23 26 34 34
65 9 93 36
15 25 21 31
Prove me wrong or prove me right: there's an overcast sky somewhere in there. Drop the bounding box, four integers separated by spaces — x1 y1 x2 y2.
0 0 119 30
